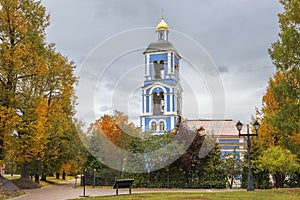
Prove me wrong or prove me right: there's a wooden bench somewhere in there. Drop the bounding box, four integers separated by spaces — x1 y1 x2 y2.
113 179 134 196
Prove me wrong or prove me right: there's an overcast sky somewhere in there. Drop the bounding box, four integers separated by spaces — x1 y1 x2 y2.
41 0 283 127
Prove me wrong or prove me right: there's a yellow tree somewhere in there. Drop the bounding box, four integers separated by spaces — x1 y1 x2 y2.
0 0 49 177
260 69 300 158
0 0 79 179
259 72 282 146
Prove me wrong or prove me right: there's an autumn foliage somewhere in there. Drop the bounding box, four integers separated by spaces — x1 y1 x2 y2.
88 111 139 148
0 0 83 180
255 0 300 188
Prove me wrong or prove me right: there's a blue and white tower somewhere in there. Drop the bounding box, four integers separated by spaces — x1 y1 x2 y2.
140 16 182 133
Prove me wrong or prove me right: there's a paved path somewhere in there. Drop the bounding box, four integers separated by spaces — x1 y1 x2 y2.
10 179 241 200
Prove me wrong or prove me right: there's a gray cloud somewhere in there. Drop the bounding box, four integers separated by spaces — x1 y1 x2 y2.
217 65 230 74
42 0 282 124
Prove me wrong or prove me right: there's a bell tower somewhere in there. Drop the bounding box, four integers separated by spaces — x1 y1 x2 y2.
140 16 182 133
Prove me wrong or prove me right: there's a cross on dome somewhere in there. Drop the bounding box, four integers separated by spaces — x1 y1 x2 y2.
156 9 169 31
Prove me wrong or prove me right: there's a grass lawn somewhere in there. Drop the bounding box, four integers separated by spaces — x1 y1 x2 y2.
71 188 300 200
3 174 75 187
2 174 21 180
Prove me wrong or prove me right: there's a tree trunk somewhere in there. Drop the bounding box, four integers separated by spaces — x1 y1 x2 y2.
34 173 40 183
274 173 285 188
62 171 66 180
56 172 60 179
227 176 233 189
41 173 47 181
21 163 29 179
230 178 234 189
0 138 3 160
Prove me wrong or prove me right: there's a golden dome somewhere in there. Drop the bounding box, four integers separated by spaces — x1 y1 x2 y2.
156 17 168 31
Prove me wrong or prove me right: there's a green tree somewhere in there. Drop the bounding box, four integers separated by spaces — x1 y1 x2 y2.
222 149 241 189
240 137 271 189
269 0 300 71
199 142 226 189
159 123 206 188
267 0 300 154
85 114 207 188
258 146 300 188
257 0 300 188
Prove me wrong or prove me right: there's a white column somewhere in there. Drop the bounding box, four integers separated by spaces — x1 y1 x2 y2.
173 53 175 74
170 116 175 130
170 93 173 114
146 54 150 76
143 90 147 114
163 94 166 113
167 53 171 74
143 93 147 114
142 95 144 114
174 88 176 113
149 95 152 115
141 117 145 132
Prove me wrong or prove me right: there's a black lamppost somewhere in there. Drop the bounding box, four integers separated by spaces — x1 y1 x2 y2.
166 167 170 188
80 169 89 197
236 120 260 191
93 168 96 187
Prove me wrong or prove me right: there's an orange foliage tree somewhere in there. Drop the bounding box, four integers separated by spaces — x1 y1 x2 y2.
89 111 139 148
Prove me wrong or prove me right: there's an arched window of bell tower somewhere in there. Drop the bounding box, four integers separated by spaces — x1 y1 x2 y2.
153 92 164 115
153 60 164 80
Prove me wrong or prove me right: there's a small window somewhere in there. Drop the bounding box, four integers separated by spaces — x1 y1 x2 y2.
159 32 163 40
175 64 179 81
159 61 164 79
151 121 156 131
159 121 165 131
